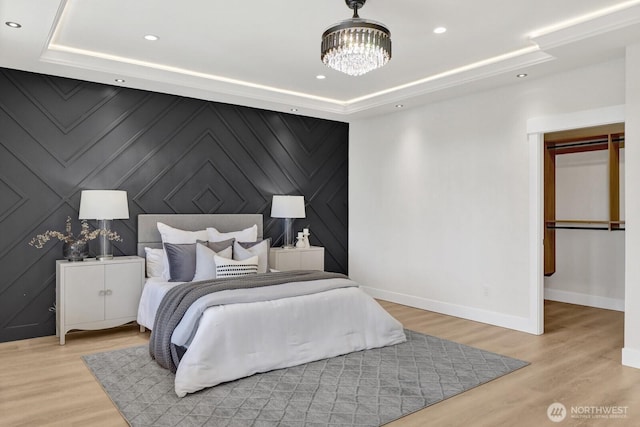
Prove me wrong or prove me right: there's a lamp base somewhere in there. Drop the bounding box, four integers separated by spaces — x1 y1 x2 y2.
96 219 114 261
282 217 296 249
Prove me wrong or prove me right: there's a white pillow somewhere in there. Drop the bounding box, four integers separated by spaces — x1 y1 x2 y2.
192 243 233 281
214 255 259 278
144 247 164 278
157 222 208 279
157 222 209 243
233 240 269 274
206 224 258 243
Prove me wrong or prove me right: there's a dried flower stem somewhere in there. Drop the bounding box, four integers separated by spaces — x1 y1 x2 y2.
29 216 123 248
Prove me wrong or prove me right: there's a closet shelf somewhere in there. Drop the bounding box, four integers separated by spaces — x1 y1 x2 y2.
545 220 625 231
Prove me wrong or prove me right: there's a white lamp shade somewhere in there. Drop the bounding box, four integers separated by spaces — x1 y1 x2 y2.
271 195 306 218
79 190 130 220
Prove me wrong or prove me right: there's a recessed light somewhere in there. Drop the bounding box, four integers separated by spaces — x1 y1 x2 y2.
290 108 298 112
433 27 447 34
516 73 528 78
316 75 326 80
5 22 21 28
395 104 404 108
144 34 159 41
114 78 126 83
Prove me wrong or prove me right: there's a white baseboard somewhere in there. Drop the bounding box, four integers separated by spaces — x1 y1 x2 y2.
361 286 537 334
544 288 624 312
622 347 640 369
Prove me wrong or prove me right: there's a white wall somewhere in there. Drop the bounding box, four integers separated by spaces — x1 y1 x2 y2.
623 43 640 368
544 150 625 311
350 58 625 333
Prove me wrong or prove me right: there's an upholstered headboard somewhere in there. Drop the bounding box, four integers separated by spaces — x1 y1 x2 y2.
137 214 264 257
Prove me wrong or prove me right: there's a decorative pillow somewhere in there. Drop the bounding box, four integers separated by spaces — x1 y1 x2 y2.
164 238 234 282
206 224 258 243
234 239 270 274
144 247 165 278
157 222 209 243
164 243 198 282
157 222 208 280
196 239 235 253
214 255 259 278
192 242 233 281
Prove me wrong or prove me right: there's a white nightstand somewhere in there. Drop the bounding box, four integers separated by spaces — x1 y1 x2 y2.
56 256 144 345
268 246 325 271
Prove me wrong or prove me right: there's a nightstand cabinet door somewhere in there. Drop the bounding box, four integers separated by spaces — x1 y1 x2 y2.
300 250 324 270
64 265 105 325
105 262 143 320
268 246 325 271
273 253 301 271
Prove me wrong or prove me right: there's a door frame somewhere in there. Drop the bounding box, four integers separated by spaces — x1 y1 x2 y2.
526 105 625 335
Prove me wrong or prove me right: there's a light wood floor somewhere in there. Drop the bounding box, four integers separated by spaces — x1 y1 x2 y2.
1 300 639 427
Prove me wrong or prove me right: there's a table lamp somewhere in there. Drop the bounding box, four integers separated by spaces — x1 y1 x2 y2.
271 195 305 249
79 190 129 260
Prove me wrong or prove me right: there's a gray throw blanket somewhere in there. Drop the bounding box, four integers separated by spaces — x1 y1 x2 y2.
149 270 349 373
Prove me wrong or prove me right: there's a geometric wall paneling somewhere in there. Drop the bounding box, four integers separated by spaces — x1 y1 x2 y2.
0 67 348 342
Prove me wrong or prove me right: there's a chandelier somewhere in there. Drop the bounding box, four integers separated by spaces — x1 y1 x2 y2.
321 0 391 76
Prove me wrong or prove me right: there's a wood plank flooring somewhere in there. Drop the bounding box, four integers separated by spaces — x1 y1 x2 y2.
1 300 639 426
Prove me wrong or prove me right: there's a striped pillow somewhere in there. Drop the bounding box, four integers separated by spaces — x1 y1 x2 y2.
214 255 259 279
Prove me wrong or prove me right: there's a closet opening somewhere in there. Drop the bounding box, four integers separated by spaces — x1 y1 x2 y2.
543 123 625 312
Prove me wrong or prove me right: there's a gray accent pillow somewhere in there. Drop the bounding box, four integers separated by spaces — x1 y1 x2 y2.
164 239 236 282
234 238 270 274
197 238 235 253
164 243 197 282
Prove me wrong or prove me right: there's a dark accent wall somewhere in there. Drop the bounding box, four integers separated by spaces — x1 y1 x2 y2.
0 68 348 343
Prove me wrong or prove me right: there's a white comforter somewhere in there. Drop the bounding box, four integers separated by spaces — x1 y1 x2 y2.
138 276 406 397
137 277 182 330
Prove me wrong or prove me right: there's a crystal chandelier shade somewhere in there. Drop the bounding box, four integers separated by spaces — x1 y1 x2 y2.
321 1 391 76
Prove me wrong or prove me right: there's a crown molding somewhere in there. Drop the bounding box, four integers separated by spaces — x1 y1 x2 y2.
30 0 640 119
530 3 640 50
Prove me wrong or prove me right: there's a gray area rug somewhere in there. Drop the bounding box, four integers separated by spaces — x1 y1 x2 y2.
83 330 528 426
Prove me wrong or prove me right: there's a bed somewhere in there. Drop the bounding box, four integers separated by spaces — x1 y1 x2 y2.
136 213 267 330
137 214 406 397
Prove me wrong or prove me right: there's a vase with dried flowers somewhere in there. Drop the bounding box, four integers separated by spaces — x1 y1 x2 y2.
29 216 123 261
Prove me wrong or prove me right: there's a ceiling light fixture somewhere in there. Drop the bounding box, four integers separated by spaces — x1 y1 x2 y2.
114 78 126 83
433 27 447 34
316 75 326 80
321 0 391 76
5 21 21 28
395 104 404 108
144 34 159 41
516 73 528 78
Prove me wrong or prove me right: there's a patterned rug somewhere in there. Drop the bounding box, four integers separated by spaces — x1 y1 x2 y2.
83 330 528 426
